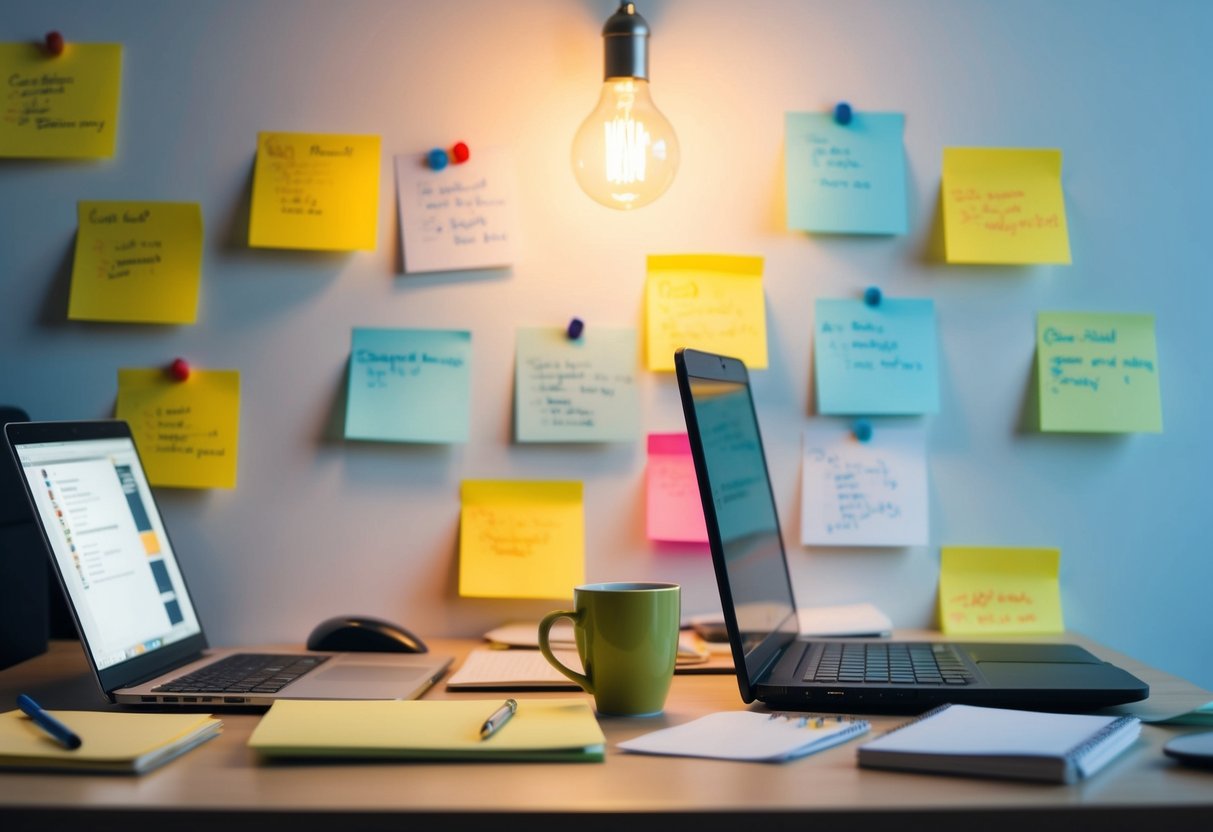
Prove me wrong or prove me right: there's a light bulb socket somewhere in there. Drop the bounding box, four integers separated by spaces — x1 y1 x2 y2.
602 2 650 80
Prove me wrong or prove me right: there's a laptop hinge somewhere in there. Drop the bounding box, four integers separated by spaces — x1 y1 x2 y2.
754 642 794 685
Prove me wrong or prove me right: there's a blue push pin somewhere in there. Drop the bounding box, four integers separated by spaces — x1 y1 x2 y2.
427 147 449 170
566 317 585 340
853 419 873 443
834 101 853 126
863 286 882 307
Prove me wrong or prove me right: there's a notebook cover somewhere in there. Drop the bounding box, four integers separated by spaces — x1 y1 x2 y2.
248 698 605 762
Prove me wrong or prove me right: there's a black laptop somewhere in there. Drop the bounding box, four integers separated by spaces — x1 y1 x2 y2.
674 347 1149 712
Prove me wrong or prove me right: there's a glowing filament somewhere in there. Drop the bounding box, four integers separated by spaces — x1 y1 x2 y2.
604 118 651 185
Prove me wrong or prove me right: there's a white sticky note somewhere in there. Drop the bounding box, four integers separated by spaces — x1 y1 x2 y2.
800 420 928 547
396 146 519 273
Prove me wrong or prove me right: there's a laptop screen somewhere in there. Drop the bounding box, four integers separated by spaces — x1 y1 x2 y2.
11 433 203 672
676 349 799 684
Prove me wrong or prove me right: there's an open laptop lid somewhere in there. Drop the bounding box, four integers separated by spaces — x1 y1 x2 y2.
674 348 799 703
5 420 209 697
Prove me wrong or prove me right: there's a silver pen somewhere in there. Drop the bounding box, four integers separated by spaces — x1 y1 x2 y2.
479 698 518 740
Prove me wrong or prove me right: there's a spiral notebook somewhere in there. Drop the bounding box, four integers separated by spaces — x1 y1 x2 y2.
618 711 870 762
857 703 1141 783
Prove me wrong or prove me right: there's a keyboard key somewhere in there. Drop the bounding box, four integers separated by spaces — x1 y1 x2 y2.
159 653 329 694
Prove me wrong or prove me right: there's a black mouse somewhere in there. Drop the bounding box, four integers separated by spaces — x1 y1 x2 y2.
306 615 428 653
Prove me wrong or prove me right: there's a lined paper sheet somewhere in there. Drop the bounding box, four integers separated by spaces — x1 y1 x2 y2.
445 648 582 690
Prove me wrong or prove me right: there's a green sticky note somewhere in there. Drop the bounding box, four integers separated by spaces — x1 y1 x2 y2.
1036 312 1162 433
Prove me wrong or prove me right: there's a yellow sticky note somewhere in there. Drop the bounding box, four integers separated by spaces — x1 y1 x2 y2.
459 481 584 599
249 131 380 251
939 546 1063 636
645 254 767 372
68 201 203 324
0 42 122 158
116 368 240 489
942 148 1071 265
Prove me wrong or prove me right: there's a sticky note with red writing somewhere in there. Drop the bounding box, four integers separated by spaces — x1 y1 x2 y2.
942 148 1071 265
938 546 1063 635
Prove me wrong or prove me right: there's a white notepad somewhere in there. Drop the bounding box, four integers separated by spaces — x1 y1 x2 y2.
445 648 582 690
618 711 870 762
857 703 1141 783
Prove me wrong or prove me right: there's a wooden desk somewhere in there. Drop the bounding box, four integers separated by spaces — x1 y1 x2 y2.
1 635 1210 832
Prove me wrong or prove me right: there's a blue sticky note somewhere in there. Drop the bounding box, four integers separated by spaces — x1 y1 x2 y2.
785 111 908 235
345 328 472 443
814 298 940 415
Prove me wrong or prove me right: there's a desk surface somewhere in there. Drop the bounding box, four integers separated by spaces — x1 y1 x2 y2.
2 634 1211 832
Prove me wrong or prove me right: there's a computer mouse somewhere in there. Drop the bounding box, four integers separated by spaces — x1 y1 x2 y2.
1164 731 1213 770
306 615 429 654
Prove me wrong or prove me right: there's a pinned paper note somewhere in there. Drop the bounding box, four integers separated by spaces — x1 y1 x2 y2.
0 42 122 158
785 111 907 235
68 201 203 324
800 421 928 547
645 255 766 372
939 546 1063 635
942 148 1071 264
396 146 518 273
1036 312 1162 433
459 481 584 599
814 298 940 415
249 132 380 251
646 434 708 544
116 368 240 489
514 327 638 443
345 328 472 443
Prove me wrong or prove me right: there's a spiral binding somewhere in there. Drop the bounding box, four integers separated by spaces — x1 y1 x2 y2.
1063 714 1138 762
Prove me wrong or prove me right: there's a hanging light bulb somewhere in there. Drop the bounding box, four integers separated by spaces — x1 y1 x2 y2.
572 3 679 210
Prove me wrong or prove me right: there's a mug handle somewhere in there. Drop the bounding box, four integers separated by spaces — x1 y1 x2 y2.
537 610 593 694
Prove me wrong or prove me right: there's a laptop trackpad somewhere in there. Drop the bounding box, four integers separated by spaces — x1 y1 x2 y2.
977 661 1119 689
312 665 426 683
963 644 1099 663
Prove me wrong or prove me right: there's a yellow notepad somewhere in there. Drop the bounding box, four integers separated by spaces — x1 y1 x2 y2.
0 709 222 774
249 698 605 762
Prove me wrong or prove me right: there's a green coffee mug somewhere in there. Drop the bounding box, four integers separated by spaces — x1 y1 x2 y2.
538 582 680 716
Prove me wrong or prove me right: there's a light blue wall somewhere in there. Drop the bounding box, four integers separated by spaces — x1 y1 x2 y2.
3 0 1210 690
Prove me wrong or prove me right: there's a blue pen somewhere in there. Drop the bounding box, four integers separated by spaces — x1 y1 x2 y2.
16 694 82 750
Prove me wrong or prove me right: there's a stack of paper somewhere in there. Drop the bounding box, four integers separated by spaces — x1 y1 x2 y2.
249 698 605 762
446 648 583 691
619 711 870 762
0 709 221 774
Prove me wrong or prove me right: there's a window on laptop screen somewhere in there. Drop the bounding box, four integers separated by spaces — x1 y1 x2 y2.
12 437 202 671
687 376 798 651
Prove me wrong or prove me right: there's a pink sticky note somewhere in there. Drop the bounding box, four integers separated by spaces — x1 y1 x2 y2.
646 433 709 543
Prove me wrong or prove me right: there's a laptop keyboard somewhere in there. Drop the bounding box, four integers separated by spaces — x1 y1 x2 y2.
806 643 973 685
153 653 329 695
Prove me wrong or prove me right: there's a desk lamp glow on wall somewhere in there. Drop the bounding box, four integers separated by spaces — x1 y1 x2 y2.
572 2 679 210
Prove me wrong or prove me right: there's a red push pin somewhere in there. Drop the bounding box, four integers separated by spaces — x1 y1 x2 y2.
451 141 470 164
168 357 191 382
44 31 65 57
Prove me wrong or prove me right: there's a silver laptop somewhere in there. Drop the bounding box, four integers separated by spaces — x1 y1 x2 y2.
674 348 1149 712
5 420 452 707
